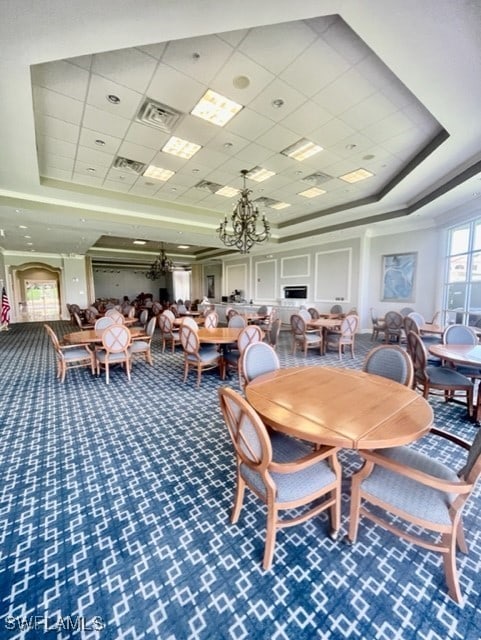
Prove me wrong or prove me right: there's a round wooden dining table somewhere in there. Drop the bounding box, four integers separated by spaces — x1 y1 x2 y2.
63 327 146 345
245 366 433 449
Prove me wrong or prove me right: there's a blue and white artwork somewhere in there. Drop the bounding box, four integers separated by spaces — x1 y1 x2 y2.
381 252 417 301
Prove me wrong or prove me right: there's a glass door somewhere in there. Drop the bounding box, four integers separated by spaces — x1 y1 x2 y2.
25 280 60 321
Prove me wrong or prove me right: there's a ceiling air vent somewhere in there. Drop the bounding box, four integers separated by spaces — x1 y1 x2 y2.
136 98 183 133
302 171 333 186
113 156 146 175
195 180 223 194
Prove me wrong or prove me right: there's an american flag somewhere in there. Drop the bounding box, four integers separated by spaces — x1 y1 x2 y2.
1 287 10 325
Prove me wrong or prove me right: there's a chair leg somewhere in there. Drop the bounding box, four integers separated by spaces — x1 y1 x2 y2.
442 532 463 604
348 476 362 543
263 503 278 570
456 517 468 554
231 472 245 524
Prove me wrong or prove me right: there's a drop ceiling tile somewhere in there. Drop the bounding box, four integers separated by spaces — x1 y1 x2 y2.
32 86 84 125
217 29 249 48
257 153 295 174
35 115 80 144
312 67 375 114
87 74 144 120
382 128 427 160
163 34 233 85
225 107 274 140
210 51 275 105
136 43 168 60
83 105 131 138
72 173 104 188
74 160 110 179
37 135 77 159
320 17 371 65
78 128 122 155
102 179 133 193
238 21 317 75
340 93 398 130
103 168 137 185
280 39 350 97
76 146 114 168
128 182 161 197
38 153 75 173
330 132 377 159
91 48 157 93
255 124 300 153
207 130 250 155
124 122 169 150
117 141 156 164
149 150 187 171
363 111 415 144
186 147 227 170
310 117 356 147
249 79 308 122
65 54 93 70
234 142 273 165
40 166 73 181
31 60 89 101
147 63 205 113
280 100 332 136
173 114 218 146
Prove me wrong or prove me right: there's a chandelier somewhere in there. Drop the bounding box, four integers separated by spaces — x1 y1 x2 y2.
145 243 174 280
217 169 270 254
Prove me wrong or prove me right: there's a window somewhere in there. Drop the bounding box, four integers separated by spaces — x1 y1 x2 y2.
172 270 191 302
444 219 481 326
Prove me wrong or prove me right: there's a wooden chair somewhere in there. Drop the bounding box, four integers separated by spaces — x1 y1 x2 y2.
180 316 198 332
330 304 343 315
95 316 115 331
95 323 132 384
290 314 323 356
44 324 95 383
240 341 280 389
266 317 281 350
362 344 413 387
325 314 359 360
383 310 404 343
228 314 247 329
370 307 386 342
218 387 342 570
204 312 219 328
224 325 262 380
180 325 223 387
308 307 320 320
406 331 473 414
442 324 481 381
158 313 180 353
129 316 156 366
348 426 481 603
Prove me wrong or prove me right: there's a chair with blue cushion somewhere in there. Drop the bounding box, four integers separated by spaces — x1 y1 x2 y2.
158 313 181 353
290 314 322 356
442 323 481 381
362 344 413 387
129 316 156 366
180 325 223 387
406 331 473 415
224 324 262 380
44 324 95 383
95 323 132 384
348 426 481 603
240 341 280 389
218 386 342 570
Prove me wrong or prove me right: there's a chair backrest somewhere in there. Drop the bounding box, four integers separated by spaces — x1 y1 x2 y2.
384 310 403 331
308 307 320 319
101 324 131 353
298 308 311 322
403 315 419 336
340 314 358 338
84 309 96 323
269 318 281 347
241 342 280 386
159 313 174 334
151 302 163 315
290 314 306 336
127 306 136 319
105 308 120 318
180 325 200 355
363 345 414 387
443 324 477 345
205 312 219 328
257 305 268 316
95 316 115 330
178 304 188 315
237 325 262 353
163 309 175 323
219 386 272 470
228 314 247 328
181 316 198 331
73 312 84 329
330 304 343 314
145 316 157 338
370 307 379 323
169 304 179 317
406 331 428 383
461 428 481 481
346 307 358 316
400 306 415 316
139 309 149 326
408 311 425 326
44 323 61 352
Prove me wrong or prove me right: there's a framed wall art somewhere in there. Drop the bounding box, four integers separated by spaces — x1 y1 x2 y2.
381 252 417 302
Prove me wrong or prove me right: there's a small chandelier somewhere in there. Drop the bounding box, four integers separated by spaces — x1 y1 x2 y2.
145 243 174 280
217 169 270 254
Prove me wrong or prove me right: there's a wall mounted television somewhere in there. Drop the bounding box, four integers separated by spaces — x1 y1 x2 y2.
283 285 308 299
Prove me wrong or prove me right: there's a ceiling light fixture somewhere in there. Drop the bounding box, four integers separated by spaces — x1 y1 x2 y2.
339 168 374 183
145 243 174 280
215 185 240 198
246 166 276 182
162 136 201 159
143 165 175 181
133 240 146 245
191 89 243 127
298 187 327 198
217 169 270 255
107 94 120 104
281 138 323 161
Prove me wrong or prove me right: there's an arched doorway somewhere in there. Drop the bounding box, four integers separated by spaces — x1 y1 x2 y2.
13 263 62 322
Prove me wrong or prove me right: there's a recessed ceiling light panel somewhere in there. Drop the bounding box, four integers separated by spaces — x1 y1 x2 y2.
298 187 326 198
162 136 201 159
246 167 276 182
339 168 374 183
143 165 175 181
281 138 323 161
215 185 240 198
191 89 243 127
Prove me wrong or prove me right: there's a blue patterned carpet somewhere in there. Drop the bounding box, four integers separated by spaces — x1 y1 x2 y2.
0 322 480 639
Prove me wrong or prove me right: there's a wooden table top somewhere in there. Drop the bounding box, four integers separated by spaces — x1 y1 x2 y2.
307 318 342 329
174 316 205 326
419 323 444 335
428 343 481 366
198 327 242 344
245 366 433 450
64 327 146 344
